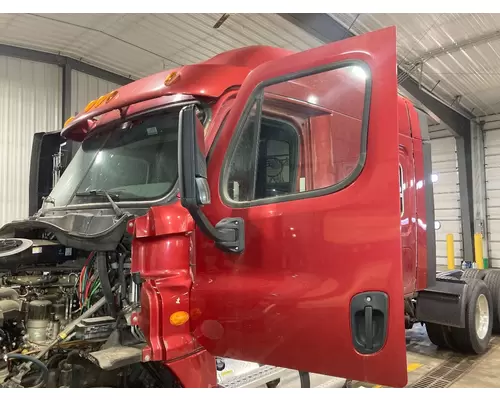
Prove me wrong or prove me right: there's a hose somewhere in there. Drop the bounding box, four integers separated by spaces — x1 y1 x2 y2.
46 353 66 370
3 285 119 387
299 371 310 388
36 284 118 361
97 252 116 318
118 252 127 302
5 353 49 387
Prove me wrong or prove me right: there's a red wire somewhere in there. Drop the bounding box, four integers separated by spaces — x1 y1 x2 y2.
78 252 94 306
85 274 96 304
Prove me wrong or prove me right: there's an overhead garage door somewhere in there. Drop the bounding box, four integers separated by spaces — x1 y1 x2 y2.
430 136 462 269
484 128 500 267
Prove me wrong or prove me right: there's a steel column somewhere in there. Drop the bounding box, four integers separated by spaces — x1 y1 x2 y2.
62 63 72 124
60 62 80 159
456 130 475 261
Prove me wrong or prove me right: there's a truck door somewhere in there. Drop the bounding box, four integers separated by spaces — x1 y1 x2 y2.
191 27 407 387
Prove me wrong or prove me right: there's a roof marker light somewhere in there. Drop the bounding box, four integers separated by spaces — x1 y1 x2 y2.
84 99 97 113
64 116 75 127
164 71 180 86
105 90 119 103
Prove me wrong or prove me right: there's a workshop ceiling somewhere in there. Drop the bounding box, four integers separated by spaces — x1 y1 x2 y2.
3 13 500 117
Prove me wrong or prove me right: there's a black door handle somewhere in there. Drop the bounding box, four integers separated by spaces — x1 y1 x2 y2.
364 305 373 350
350 292 388 354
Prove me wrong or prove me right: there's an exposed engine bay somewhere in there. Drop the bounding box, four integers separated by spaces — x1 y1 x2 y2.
0 233 178 388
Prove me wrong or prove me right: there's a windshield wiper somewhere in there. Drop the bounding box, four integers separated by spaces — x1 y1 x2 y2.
75 189 123 218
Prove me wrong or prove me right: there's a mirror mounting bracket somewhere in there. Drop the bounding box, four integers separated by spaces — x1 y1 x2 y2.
214 217 245 253
186 206 245 253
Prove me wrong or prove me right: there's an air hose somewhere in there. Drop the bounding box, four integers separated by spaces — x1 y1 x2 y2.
4 353 49 387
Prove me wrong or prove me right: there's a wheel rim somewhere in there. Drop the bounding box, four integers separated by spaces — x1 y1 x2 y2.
475 293 490 340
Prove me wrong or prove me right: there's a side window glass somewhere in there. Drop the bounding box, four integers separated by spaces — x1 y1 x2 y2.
227 103 259 202
225 64 368 204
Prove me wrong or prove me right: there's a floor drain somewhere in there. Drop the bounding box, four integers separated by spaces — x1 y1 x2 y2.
409 338 500 389
409 357 477 388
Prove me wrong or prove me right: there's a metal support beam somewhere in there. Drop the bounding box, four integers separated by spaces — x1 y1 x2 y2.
456 131 475 262
471 120 489 263
408 29 500 66
280 13 476 262
279 13 352 43
398 77 471 138
61 63 72 124
61 62 80 160
0 43 133 86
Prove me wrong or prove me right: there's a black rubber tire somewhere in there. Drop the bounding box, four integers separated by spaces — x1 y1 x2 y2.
483 269 500 333
425 322 456 350
461 268 487 280
425 322 448 347
449 278 493 354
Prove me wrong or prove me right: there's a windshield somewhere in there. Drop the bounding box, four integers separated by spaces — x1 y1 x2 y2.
47 111 179 208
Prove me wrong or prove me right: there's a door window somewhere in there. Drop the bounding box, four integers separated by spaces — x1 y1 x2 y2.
223 64 369 206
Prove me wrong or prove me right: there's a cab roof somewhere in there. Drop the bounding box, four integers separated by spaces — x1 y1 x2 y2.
62 46 294 140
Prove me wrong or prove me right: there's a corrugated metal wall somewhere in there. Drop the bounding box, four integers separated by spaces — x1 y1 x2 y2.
428 124 463 269
70 70 119 117
0 56 61 227
481 115 500 267
0 63 120 228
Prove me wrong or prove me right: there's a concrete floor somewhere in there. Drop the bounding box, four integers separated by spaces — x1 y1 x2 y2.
223 324 500 388
274 324 500 388
349 325 500 388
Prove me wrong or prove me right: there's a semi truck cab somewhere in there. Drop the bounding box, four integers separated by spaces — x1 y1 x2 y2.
0 26 497 389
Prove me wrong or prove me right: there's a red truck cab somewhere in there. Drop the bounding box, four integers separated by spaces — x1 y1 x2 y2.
6 26 491 389
59 26 409 387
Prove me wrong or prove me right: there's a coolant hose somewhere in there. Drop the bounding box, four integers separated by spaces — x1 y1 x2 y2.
118 252 127 302
97 252 117 318
5 353 49 387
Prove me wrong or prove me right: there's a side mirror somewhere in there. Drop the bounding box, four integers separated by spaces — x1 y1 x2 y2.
178 105 245 253
178 104 211 209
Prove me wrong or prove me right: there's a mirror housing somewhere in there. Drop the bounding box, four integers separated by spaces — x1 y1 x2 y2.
178 105 211 208
178 105 245 253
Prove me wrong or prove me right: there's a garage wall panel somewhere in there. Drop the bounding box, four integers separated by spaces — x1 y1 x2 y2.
483 123 500 267
429 131 462 269
70 70 119 117
0 56 61 228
